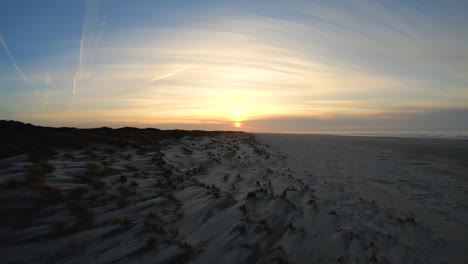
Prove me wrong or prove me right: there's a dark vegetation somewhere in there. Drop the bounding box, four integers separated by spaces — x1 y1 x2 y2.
0 120 244 159
73 163 117 189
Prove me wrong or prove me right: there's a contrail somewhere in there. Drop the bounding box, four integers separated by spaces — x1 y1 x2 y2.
35 90 48 106
73 71 79 96
0 35 26 81
73 4 88 96
143 65 192 85
73 33 85 96
74 0 99 96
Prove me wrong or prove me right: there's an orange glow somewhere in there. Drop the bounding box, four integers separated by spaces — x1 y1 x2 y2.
231 108 246 121
233 122 241 128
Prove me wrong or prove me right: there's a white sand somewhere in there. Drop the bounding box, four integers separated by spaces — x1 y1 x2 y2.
0 133 467 263
257 134 468 263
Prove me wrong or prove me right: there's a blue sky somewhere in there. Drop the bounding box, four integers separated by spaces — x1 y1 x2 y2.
1 0 468 132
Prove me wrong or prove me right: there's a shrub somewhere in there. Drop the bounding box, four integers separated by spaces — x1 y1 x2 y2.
117 196 130 208
68 187 88 200
85 163 116 177
182 147 193 155
118 184 132 194
28 162 54 178
67 199 95 227
287 222 296 230
143 237 157 251
130 180 139 187
124 165 139 172
0 162 12 170
137 147 147 155
163 169 173 177
63 152 76 160
247 192 256 199
307 198 316 205
119 216 133 228
75 174 106 189
119 174 127 183
74 163 117 188
31 181 64 200
145 211 158 220
85 149 99 159
0 178 25 190
29 146 56 162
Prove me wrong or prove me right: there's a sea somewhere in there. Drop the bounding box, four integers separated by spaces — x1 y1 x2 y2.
287 131 468 140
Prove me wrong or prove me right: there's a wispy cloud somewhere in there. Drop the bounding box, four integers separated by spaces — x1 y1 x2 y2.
73 0 100 96
35 90 48 106
142 65 192 85
0 34 26 81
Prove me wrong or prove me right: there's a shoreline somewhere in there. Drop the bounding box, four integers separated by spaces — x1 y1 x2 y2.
255 131 468 140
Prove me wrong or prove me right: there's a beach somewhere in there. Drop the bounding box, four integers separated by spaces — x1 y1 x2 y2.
1 123 467 263
257 133 468 263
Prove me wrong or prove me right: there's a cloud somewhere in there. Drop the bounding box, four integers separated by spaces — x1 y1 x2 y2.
35 90 48 106
142 65 192 85
73 0 101 96
0 34 26 81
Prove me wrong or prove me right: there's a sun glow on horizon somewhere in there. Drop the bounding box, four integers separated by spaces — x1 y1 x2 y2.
231 108 246 120
229 107 246 129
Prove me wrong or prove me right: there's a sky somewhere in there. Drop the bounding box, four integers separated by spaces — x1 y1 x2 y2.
1 0 468 132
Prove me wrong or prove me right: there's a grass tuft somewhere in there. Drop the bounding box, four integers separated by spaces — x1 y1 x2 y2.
74 163 117 189
247 192 256 199
75 174 106 189
0 178 25 190
130 180 139 187
116 196 130 208
28 162 54 178
119 174 128 183
30 181 64 200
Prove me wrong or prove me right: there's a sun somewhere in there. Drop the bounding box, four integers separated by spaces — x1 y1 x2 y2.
231 108 245 120
230 107 246 128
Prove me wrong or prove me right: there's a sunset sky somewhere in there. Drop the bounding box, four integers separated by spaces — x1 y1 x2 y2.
1 0 467 132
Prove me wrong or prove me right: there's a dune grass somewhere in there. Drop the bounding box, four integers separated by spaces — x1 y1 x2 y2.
74 163 117 189
75 174 106 189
